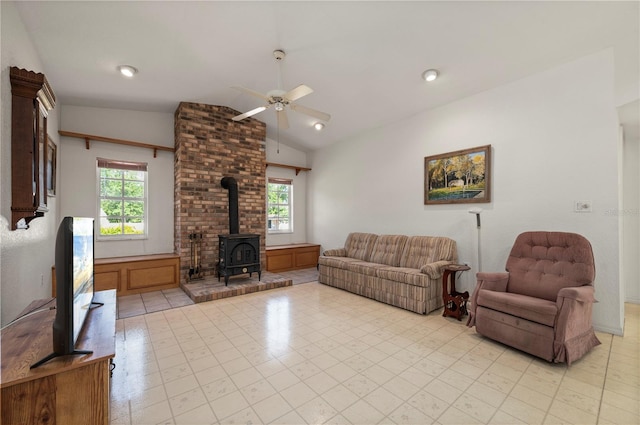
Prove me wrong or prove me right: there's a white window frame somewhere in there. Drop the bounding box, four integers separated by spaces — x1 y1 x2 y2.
96 158 148 240
267 178 293 234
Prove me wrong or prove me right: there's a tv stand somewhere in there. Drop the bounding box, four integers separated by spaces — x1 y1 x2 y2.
1 290 116 424
31 348 94 369
30 300 105 368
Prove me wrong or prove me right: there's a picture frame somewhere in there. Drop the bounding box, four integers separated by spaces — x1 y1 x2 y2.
47 136 57 196
424 144 491 205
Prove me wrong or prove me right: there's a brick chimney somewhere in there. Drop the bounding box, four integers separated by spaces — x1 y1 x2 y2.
174 103 266 284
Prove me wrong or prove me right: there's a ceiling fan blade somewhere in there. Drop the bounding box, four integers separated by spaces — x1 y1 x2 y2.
277 110 290 129
284 84 313 102
232 86 269 101
232 106 267 121
290 103 331 122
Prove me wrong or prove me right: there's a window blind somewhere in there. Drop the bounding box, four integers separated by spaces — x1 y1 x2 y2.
97 158 147 172
268 177 292 185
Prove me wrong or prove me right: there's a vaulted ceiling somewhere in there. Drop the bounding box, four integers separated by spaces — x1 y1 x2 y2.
14 1 639 151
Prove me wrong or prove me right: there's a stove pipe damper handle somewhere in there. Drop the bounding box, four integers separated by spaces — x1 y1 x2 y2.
221 177 239 235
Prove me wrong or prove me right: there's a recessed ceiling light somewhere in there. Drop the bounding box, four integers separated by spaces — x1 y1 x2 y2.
118 65 138 78
314 122 325 131
422 69 439 82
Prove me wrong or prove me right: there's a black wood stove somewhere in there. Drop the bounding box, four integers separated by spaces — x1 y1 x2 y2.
218 177 261 285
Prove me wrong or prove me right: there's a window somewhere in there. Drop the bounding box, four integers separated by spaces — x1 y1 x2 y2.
97 158 147 238
267 178 292 233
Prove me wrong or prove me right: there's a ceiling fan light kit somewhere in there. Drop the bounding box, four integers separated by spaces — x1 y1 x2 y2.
422 69 439 82
231 49 331 129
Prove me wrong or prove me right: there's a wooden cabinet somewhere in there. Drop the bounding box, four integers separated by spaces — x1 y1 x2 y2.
266 243 320 272
94 253 180 296
9 67 56 230
1 290 116 425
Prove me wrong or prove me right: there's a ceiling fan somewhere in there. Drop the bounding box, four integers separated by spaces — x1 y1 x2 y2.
231 50 330 129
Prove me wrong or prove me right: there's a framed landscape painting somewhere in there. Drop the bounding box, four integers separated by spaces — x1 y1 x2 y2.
424 144 491 204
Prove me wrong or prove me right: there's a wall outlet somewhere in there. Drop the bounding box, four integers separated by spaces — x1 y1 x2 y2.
574 200 592 213
40 274 44 286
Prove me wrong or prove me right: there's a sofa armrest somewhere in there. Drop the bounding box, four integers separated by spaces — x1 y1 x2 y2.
466 272 510 327
323 248 346 257
419 260 456 278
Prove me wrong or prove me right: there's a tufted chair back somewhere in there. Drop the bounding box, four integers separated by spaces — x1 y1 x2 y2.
505 231 595 301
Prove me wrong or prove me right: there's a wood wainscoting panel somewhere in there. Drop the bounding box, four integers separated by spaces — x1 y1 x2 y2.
94 253 179 296
266 244 320 272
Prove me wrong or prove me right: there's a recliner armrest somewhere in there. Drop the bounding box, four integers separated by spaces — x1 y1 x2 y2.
476 272 509 292
323 248 346 257
557 286 596 303
467 272 510 327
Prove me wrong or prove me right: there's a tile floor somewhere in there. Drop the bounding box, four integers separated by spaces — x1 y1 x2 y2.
117 268 319 319
110 283 639 425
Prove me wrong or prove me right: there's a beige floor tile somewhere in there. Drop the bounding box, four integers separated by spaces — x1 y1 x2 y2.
217 406 261 425
209 390 250 421
547 399 597 425
278 381 317 408
464 381 508 408
111 285 639 425
509 383 553 412
453 392 498 423
387 403 437 425
173 403 217 425
168 387 208 418
341 399 386 424
252 393 294 424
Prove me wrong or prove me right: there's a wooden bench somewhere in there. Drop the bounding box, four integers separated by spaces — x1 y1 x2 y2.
54 253 180 297
266 243 320 272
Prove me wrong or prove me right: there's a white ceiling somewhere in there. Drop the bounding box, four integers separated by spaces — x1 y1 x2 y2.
14 1 639 151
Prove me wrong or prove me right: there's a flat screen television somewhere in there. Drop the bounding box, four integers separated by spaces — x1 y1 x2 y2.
32 216 101 368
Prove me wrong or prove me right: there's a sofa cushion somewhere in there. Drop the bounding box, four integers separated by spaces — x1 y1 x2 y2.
344 233 378 262
369 235 409 267
399 236 457 269
477 289 558 327
318 256 361 270
506 231 595 301
376 267 432 288
346 261 389 276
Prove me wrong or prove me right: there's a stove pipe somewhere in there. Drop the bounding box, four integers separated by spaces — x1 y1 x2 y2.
221 177 239 234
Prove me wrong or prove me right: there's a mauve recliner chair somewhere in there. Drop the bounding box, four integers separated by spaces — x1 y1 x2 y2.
467 231 600 365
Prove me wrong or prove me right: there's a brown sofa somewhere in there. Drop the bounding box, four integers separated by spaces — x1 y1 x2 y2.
467 231 600 365
318 233 458 314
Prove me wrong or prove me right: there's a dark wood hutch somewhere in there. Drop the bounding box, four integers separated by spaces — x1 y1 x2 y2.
9 67 56 230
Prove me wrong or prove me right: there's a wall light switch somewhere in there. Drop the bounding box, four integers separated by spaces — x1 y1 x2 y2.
574 200 592 213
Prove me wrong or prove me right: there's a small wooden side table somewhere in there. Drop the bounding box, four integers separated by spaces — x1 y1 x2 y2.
442 264 470 320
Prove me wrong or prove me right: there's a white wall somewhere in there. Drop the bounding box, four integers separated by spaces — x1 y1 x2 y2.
59 105 174 258
308 50 623 334
265 139 309 246
0 2 61 324
622 126 640 303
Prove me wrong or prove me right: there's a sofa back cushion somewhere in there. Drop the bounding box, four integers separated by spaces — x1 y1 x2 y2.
344 232 378 261
369 235 409 266
399 236 457 269
506 231 595 301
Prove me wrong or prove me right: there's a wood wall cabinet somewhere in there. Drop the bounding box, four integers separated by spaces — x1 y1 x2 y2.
9 67 56 230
